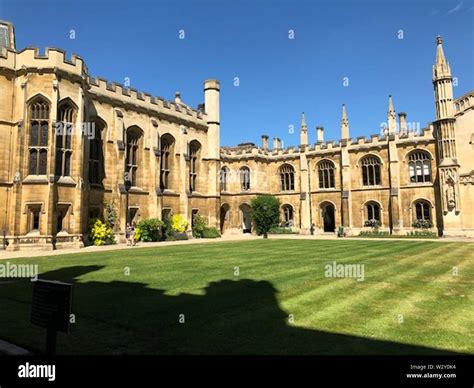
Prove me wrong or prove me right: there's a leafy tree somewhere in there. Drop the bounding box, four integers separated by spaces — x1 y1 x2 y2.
250 195 280 238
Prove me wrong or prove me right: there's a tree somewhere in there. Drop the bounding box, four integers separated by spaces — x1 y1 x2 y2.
250 195 280 238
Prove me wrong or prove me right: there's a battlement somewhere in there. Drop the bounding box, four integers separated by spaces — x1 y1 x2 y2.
88 76 206 124
220 126 436 159
0 46 208 126
454 90 474 115
0 47 87 77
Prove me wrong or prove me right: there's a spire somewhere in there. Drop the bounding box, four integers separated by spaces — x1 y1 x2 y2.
300 112 308 146
435 35 446 65
340 104 349 139
433 35 451 80
387 95 396 134
300 112 307 131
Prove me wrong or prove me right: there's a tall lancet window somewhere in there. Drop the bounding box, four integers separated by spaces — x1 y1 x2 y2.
189 140 201 193
160 134 175 191
28 98 50 175
55 101 75 177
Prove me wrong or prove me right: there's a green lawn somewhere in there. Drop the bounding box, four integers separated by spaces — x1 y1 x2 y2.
0 239 473 355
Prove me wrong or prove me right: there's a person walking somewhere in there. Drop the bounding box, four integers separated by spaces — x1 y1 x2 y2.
125 223 132 246
131 222 137 246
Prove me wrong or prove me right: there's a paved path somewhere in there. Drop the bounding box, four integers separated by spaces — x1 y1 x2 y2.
0 233 472 260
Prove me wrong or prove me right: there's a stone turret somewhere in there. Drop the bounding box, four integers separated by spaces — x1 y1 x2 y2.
299 112 308 146
341 104 349 140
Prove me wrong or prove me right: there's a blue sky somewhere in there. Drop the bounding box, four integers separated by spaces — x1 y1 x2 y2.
2 0 473 147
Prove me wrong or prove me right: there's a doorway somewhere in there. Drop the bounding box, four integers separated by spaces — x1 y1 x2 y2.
220 204 230 234
321 203 335 232
239 203 252 233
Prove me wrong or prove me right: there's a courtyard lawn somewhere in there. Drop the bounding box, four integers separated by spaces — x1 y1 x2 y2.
0 239 472 355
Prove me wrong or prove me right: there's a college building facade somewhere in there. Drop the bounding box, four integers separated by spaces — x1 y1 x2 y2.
0 21 473 250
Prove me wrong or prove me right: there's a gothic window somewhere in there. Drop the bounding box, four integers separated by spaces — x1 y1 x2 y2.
89 120 105 185
28 99 49 175
189 140 201 193
408 151 431 183
366 202 381 222
240 166 250 191
220 167 229 192
160 134 175 191
318 160 335 189
125 127 142 187
279 164 295 191
55 101 75 177
282 204 294 226
415 200 431 222
361 156 381 186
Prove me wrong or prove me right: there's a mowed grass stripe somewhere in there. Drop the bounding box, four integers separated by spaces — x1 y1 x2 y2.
0 239 472 355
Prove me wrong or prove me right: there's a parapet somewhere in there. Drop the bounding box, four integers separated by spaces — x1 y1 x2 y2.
0 47 87 77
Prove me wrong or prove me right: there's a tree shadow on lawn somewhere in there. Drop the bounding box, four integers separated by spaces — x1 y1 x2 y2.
3 265 466 355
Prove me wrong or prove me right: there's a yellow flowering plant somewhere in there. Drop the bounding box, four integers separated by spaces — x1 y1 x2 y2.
171 214 188 233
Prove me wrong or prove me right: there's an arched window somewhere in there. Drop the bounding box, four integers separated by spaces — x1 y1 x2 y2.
366 201 381 222
240 167 250 191
318 160 335 189
160 134 175 191
282 204 294 226
220 167 229 192
414 200 431 222
28 98 49 175
89 119 105 185
189 140 201 193
408 151 431 183
279 164 295 191
55 101 75 177
125 127 142 187
361 156 381 186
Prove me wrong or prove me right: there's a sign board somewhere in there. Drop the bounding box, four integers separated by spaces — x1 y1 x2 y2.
31 279 73 333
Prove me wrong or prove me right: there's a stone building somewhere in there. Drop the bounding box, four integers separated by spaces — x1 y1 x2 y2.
0 21 472 250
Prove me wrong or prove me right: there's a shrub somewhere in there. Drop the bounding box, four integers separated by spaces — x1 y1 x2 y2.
364 219 381 229
268 226 295 234
412 219 433 229
87 218 115 246
171 214 188 233
104 202 118 229
192 214 208 238
250 195 280 238
137 218 163 242
134 226 142 242
359 230 390 237
202 227 220 238
161 216 173 241
406 230 437 238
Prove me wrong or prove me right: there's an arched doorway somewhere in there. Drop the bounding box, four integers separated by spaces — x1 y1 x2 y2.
220 203 230 234
321 202 335 232
239 203 252 233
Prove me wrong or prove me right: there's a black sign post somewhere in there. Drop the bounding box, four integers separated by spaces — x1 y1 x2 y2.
31 279 73 355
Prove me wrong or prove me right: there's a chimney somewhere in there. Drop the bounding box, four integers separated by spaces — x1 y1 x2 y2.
398 112 407 134
273 137 281 150
261 135 269 151
316 126 324 143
